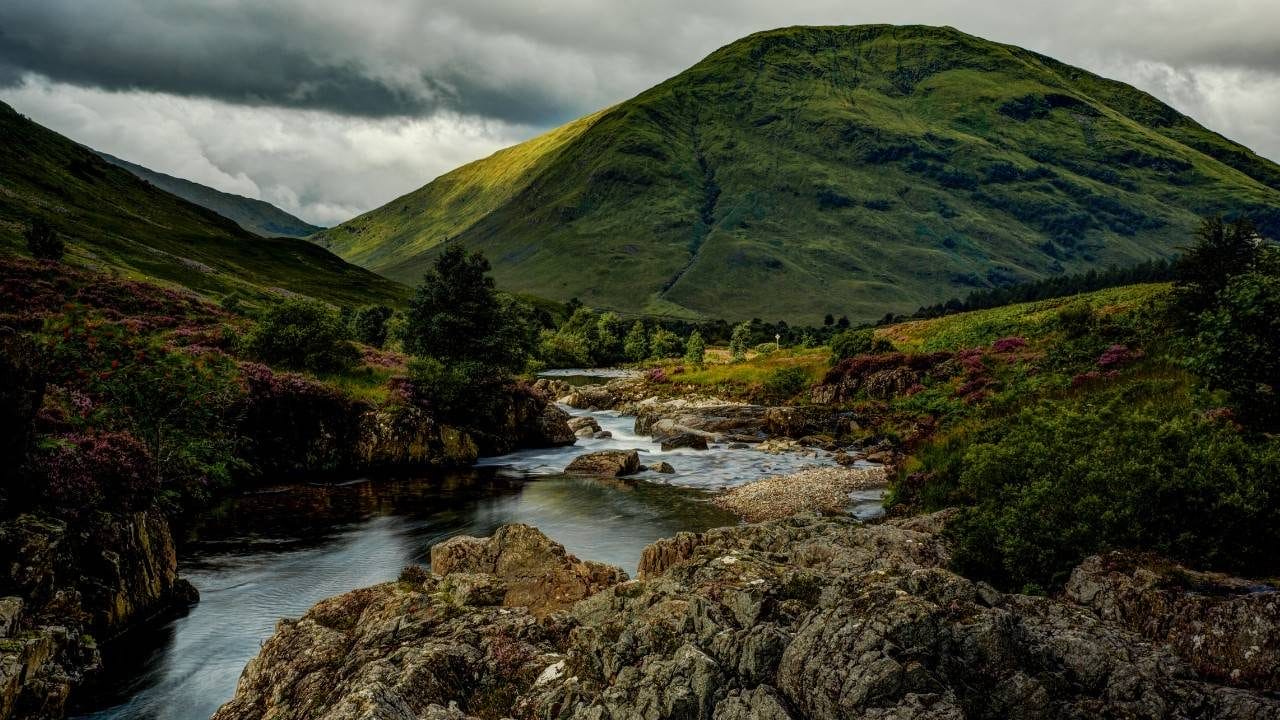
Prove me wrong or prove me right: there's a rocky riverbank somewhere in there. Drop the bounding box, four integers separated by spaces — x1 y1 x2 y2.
212 514 1280 719
711 467 888 521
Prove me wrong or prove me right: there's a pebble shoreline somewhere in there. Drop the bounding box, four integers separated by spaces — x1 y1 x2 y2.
712 465 889 522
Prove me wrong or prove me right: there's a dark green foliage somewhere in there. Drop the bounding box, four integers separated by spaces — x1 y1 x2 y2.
649 328 683 359
829 328 892 364
407 357 503 423
247 299 360 373
0 330 45 487
762 366 812 403
949 395 1280 592
1173 217 1262 317
1192 266 1280 428
352 304 394 348
404 245 535 375
25 218 64 260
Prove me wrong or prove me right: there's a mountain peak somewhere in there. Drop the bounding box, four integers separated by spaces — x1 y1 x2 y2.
314 26 1280 322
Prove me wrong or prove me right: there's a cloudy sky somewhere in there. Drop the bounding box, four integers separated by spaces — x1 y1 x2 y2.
3 1 1278 226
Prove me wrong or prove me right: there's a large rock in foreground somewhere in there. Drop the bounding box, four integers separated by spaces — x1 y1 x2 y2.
563 449 640 477
214 515 1280 720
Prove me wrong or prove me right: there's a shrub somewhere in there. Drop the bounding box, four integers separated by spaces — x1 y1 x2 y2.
649 328 683 359
830 328 893 364
26 218 65 261
762 367 811 403
246 299 360 373
684 330 706 368
948 397 1280 592
40 431 156 515
406 357 504 423
537 329 592 368
352 304 394 348
1054 301 1094 338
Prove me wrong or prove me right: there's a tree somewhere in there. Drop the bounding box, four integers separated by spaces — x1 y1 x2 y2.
836 315 851 329
404 245 533 374
729 322 752 361
684 330 706 368
596 312 626 363
26 218 64 261
246 299 359 373
624 321 648 363
352 304 394 348
1192 264 1280 429
649 327 683 359
1173 216 1260 317
823 314 835 327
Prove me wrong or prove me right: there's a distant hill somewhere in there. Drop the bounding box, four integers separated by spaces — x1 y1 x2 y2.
0 101 406 308
97 152 324 239
313 24 1280 322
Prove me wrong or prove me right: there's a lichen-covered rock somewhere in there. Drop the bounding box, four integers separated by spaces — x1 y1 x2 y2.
216 516 1280 720
430 524 627 618
564 450 641 477
1066 551 1280 691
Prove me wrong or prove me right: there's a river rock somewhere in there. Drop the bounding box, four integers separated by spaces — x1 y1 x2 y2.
653 461 675 474
592 430 612 439
567 416 601 435
214 515 1280 720
564 449 641 477
658 432 709 451
429 524 627 617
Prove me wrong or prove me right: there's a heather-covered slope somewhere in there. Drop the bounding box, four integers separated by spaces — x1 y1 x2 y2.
0 101 406 308
316 24 1280 322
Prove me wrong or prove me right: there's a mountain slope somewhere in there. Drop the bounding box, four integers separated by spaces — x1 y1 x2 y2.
98 152 324 238
315 24 1280 322
0 101 406 308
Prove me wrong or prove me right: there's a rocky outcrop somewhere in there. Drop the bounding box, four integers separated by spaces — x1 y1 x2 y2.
215 516 1280 720
0 508 194 719
429 524 627 618
658 432 708 451
353 404 480 471
1066 552 1280 691
564 450 640 477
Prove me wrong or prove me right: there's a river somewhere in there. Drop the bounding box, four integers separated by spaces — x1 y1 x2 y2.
72 381 882 720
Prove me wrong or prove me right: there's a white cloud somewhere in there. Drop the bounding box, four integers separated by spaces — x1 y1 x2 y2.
2 76 531 226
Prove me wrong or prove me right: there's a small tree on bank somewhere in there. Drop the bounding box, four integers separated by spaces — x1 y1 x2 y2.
623 321 648 363
684 330 706 368
729 322 751 361
352 304 394 348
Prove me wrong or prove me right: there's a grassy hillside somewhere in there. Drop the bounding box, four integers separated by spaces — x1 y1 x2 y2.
98 152 324 238
316 24 1280 322
0 101 406 308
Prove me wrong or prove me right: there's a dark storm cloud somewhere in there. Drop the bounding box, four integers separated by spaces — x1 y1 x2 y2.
0 1 579 124
2 0 1278 227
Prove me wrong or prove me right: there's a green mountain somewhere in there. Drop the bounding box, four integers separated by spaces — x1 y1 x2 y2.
98 151 324 238
0 101 406 308
314 24 1280 322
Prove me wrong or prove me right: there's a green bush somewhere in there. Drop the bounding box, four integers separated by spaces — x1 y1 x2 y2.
537 329 592 368
26 218 64 261
1054 301 1095 339
352 304 394 348
246 299 360 373
829 328 892 364
649 327 683 359
948 395 1280 593
407 357 501 422
762 366 811 403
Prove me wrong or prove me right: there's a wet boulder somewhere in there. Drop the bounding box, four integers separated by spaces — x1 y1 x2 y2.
658 432 709 451
564 449 641 477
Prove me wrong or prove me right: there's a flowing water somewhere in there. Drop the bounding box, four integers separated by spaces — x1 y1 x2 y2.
73 374 882 719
